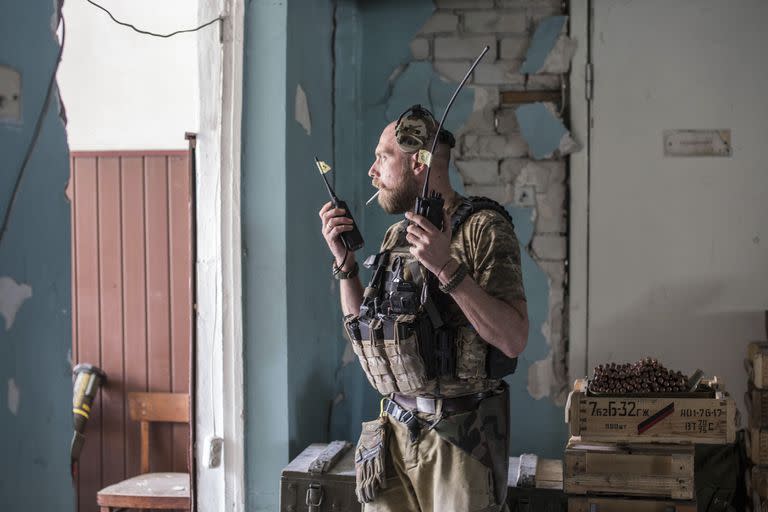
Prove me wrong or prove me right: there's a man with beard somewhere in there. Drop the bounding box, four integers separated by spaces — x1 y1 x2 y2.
318 112 528 512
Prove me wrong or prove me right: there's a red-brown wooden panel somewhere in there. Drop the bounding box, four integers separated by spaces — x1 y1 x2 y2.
169 154 192 472
144 155 173 473
72 157 103 512
70 151 192 512
121 156 148 479
96 157 126 490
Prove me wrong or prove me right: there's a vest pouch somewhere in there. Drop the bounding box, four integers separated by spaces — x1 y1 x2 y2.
343 314 377 390
455 325 487 380
382 314 430 393
361 318 398 395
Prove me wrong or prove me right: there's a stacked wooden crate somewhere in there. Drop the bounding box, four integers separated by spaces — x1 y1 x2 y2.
564 377 737 511
746 341 768 511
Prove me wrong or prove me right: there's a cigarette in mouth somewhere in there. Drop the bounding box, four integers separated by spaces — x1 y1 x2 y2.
366 190 380 206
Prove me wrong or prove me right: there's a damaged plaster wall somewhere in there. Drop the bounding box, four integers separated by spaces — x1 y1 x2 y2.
408 0 572 456
0 1 74 509
324 0 570 458
328 0 474 445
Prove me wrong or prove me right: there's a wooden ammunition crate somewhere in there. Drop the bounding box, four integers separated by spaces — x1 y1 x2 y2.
568 496 696 512
564 442 694 500
747 341 768 389
748 427 768 466
566 390 736 444
752 466 768 498
747 384 768 428
507 455 566 511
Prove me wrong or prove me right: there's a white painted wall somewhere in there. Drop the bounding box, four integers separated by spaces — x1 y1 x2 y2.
58 0 199 150
587 0 768 418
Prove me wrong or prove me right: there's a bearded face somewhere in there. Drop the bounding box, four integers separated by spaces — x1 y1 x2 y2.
377 157 421 214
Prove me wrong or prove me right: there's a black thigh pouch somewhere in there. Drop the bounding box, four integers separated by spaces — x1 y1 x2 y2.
354 416 390 504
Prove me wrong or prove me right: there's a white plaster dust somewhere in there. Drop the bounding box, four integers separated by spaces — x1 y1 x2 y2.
0 276 33 330
527 353 554 400
294 84 312 135
7 378 19 415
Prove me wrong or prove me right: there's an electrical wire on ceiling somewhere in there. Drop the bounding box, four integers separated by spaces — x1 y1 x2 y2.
85 0 222 38
0 1 222 249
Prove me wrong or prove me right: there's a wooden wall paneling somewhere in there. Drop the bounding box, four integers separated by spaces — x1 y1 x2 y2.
71 150 192 511
69 154 80 510
168 154 192 472
72 156 103 512
96 157 126 489
144 155 173 472
120 156 149 478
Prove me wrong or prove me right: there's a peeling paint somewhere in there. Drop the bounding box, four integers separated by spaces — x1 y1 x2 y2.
520 16 568 75
527 352 555 400
7 378 19 415
515 102 579 160
540 35 577 74
0 276 33 330
294 84 312 135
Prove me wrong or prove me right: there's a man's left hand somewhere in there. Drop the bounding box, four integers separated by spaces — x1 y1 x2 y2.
404 210 452 276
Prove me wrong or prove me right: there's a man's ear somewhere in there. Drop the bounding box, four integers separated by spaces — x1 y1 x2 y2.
410 152 428 176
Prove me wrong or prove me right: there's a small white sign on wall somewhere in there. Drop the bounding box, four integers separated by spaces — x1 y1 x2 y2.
663 129 732 157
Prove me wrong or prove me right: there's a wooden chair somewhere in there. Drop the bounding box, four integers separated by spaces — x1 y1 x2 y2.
97 392 191 511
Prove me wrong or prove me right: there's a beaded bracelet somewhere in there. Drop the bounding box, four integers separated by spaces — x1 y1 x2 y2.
438 262 468 294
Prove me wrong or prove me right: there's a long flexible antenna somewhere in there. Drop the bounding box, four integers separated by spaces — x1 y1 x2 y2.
419 45 490 200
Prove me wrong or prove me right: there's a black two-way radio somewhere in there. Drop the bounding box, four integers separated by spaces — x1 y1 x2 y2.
315 157 365 252
411 46 490 230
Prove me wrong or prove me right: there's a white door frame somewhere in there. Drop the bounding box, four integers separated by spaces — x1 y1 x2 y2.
568 0 590 381
195 0 245 510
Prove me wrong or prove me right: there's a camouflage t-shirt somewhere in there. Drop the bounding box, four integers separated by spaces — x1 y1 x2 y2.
379 193 526 397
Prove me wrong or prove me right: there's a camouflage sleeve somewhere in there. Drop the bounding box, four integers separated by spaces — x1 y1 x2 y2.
460 211 526 304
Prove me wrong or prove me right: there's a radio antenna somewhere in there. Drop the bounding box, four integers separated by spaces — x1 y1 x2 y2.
418 45 489 201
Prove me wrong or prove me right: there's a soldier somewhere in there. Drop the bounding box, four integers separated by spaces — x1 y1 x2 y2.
319 107 529 512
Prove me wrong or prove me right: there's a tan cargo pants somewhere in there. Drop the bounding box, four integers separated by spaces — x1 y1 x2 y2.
363 415 510 512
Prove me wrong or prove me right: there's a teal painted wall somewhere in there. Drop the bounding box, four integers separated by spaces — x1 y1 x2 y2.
0 1 74 510
242 1 289 510
242 1 567 508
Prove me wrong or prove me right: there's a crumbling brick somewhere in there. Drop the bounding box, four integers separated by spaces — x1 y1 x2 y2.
418 11 459 34
473 61 525 86
463 134 528 158
455 159 499 185
434 35 498 60
500 37 529 60
463 10 527 34
435 0 494 7
433 60 473 82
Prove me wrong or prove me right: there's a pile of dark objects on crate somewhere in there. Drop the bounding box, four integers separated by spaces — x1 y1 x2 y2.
564 357 741 512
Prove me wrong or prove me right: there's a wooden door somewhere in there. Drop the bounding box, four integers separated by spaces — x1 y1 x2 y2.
69 150 193 512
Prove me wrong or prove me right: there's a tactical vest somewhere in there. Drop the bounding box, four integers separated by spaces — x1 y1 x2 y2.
343 197 519 397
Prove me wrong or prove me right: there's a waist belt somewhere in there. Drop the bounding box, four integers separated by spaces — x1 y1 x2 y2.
391 390 494 415
382 398 421 442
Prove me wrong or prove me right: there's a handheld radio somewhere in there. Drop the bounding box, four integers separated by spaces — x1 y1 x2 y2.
315 157 364 252
399 46 490 230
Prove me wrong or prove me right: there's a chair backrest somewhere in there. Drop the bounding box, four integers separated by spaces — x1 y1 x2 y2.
128 392 190 474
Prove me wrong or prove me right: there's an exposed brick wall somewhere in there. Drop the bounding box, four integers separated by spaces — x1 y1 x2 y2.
413 0 570 403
